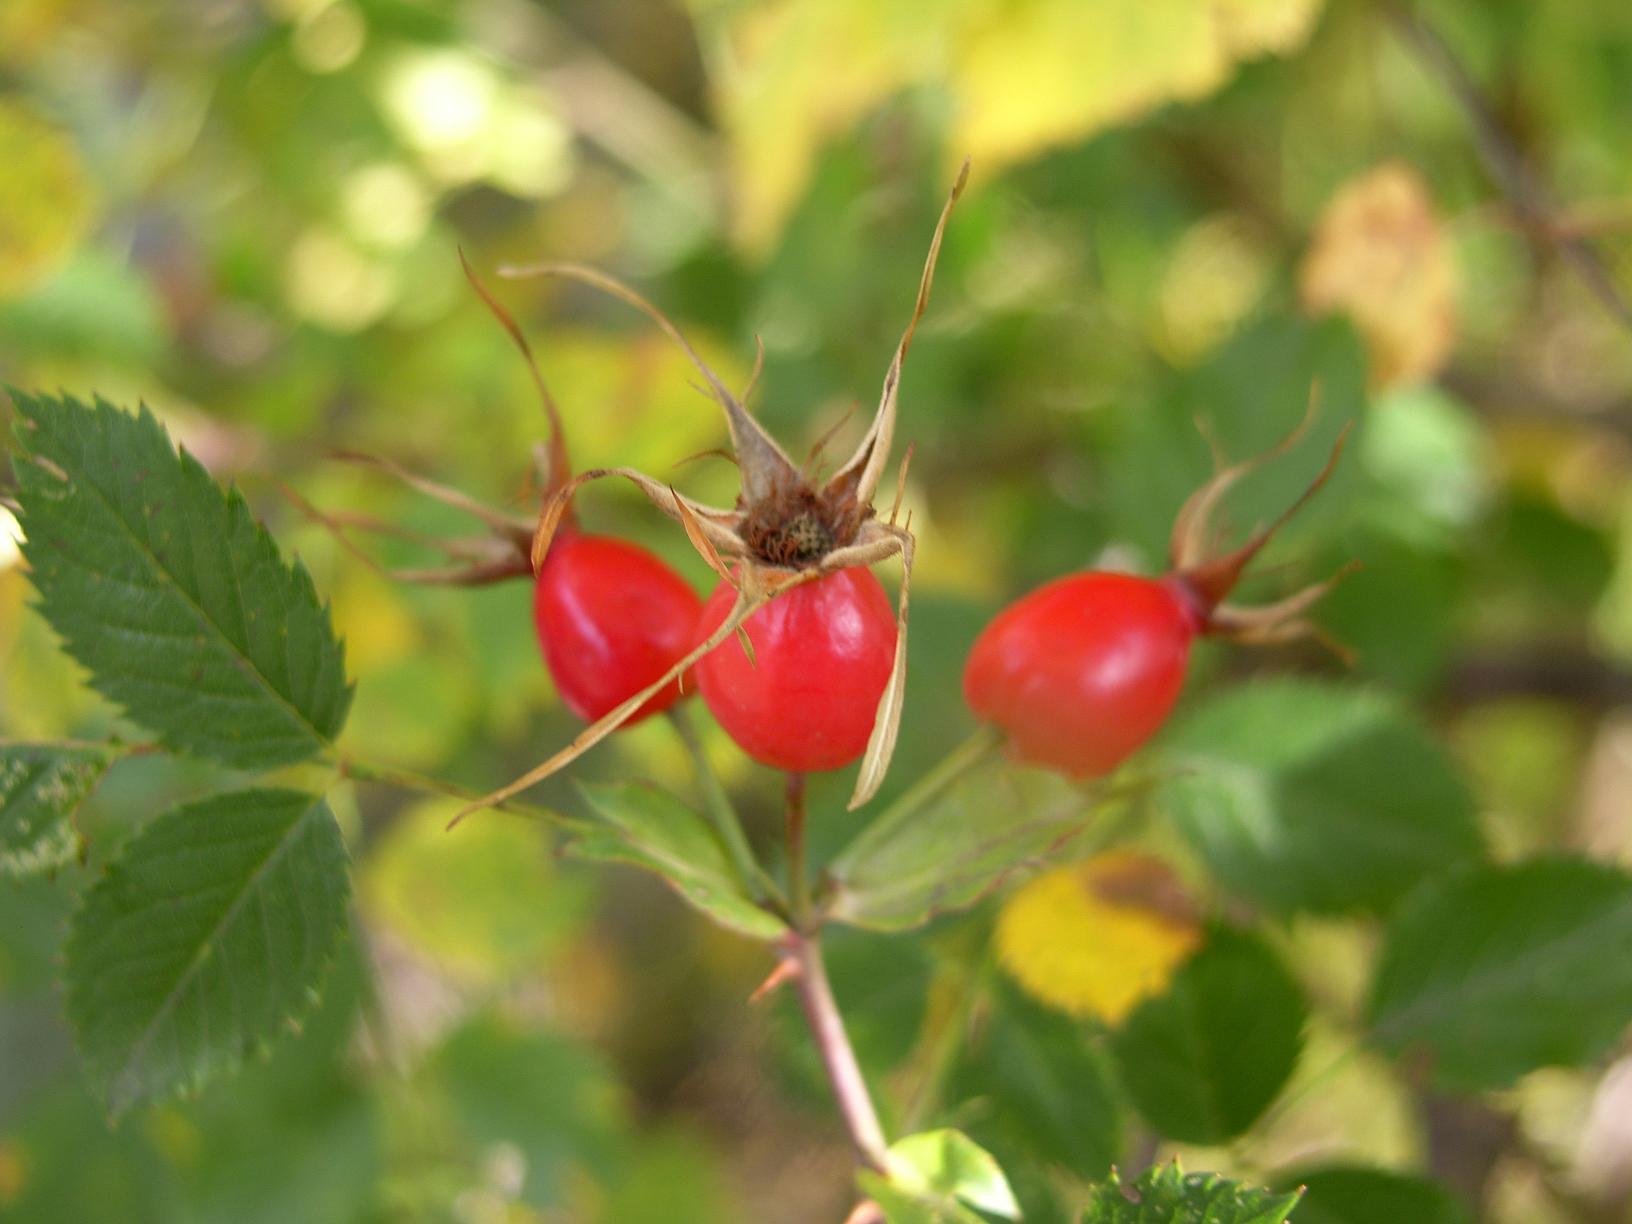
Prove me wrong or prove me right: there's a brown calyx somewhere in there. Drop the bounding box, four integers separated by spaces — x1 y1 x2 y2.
738 478 873 568
1165 413 1353 652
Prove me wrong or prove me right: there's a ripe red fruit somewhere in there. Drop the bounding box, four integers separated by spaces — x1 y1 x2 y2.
964 418 1351 777
695 567 896 773
533 529 702 725
963 574 1200 777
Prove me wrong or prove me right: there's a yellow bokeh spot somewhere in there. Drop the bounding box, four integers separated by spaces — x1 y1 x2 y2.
996 852 1202 1024
0 100 95 298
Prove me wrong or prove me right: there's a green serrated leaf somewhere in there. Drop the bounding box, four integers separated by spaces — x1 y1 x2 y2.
1368 857 1632 1091
1083 1160 1302 1224
65 788 350 1114
573 781 785 940
11 390 351 769
1110 926 1306 1145
0 741 109 876
1276 1165 1471 1224
827 753 1113 932
1158 679 1483 915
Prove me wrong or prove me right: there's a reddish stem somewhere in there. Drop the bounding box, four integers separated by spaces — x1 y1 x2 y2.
789 930 890 1174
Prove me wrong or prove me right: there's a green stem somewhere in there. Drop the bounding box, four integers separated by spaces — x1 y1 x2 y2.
666 705 782 905
337 756 571 827
785 772 810 924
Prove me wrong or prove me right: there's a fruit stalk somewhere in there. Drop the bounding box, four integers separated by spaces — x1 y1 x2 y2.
789 929 890 1173
786 771 811 921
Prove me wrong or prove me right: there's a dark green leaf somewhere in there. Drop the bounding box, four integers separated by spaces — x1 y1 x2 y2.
827 755 1114 931
947 977 1124 1182
0 741 109 876
11 390 351 769
64 788 350 1114
430 1014 627 1208
1110 926 1306 1144
1368 857 1632 1091
1082 1161 1302 1224
1159 679 1483 914
1276 1165 1471 1224
573 781 784 940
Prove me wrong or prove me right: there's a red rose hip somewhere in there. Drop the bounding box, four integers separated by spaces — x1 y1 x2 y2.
695 567 897 773
963 573 1199 776
534 529 702 725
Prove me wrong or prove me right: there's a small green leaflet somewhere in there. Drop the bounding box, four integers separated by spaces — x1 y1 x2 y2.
861 1128 1020 1224
11 390 351 769
573 781 785 940
65 788 350 1114
1368 857 1632 1091
1083 1161 1302 1224
0 742 109 876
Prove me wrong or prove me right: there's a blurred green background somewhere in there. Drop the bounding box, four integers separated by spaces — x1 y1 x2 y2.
2 0 1631 1220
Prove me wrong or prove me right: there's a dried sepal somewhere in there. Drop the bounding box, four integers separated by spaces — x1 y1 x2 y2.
847 524 915 810
331 450 534 544
1170 393 1320 574
530 465 742 574
498 260 802 504
826 157 969 509
1208 560 1361 661
1180 423 1349 611
459 250 572 502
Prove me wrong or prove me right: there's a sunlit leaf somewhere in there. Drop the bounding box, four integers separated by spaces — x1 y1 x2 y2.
1082 1160 1302 1224
1110 926 1306 1144
64 789 350 1114
1368 857 1632 1092
994 852 1201 1024
691 0 1324 250
573 781 785 940
0 742 108 877
861 1128 1020 1224
11 391 353 769
1299 161 1457 389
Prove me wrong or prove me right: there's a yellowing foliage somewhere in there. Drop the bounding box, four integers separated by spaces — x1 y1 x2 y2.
995 851 1202 1024
1299 161 1459 389
692 0 1326 251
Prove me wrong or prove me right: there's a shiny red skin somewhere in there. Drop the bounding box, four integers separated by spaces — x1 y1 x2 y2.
695 567 897 773
533 530 703 725
963 572 1201 777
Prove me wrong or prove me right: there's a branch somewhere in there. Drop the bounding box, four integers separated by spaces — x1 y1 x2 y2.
788 931 891 1174
1381 0 1632 335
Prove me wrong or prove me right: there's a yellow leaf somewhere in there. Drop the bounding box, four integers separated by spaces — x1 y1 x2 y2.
0 101 94 299
995 851 1201 1024
691 0 1324 250
1299 161 1459 389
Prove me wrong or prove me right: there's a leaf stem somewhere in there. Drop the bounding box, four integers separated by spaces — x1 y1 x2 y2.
789 930 890 1174
786 771 810 923
666 705 781 904
337 756 570 827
